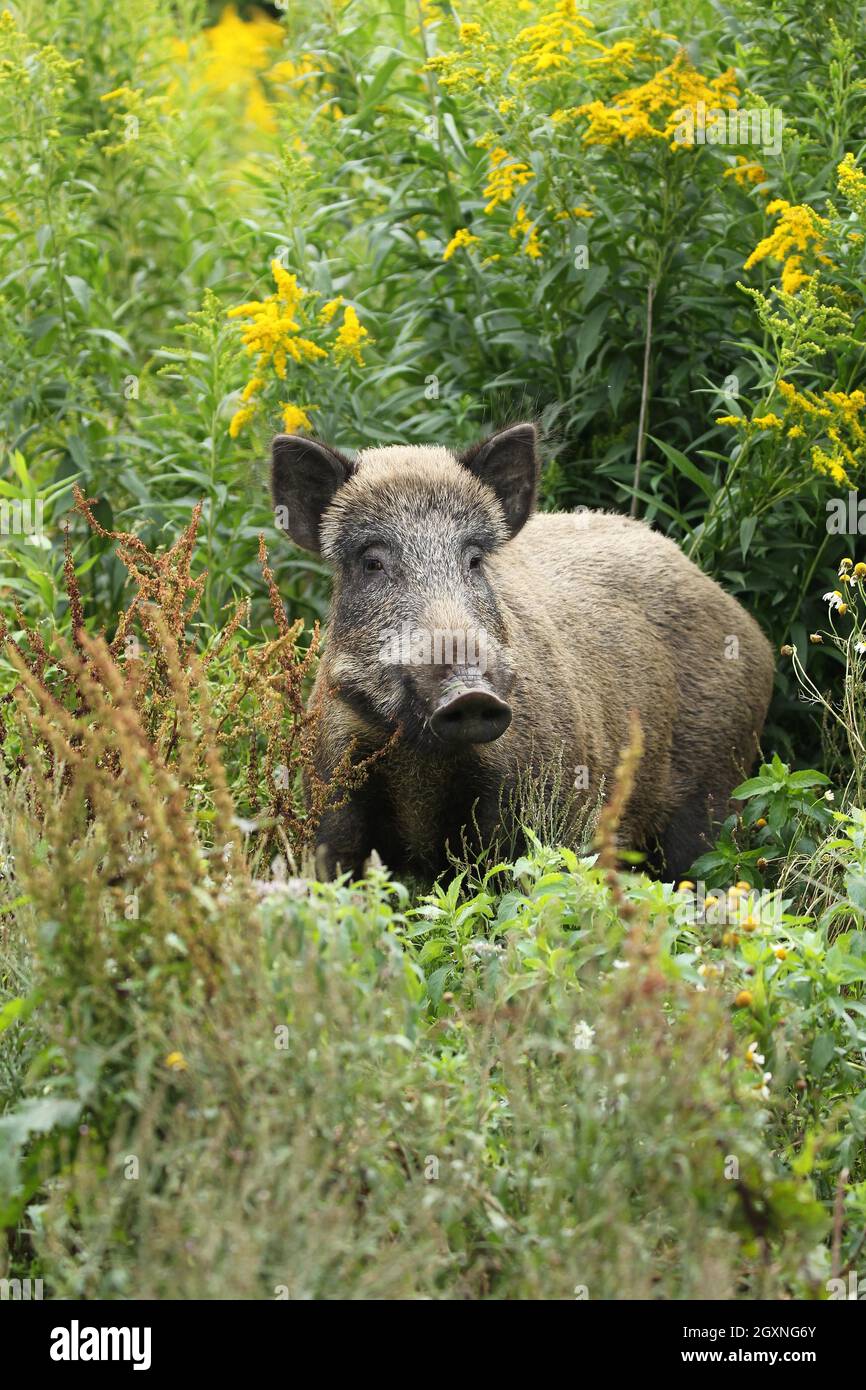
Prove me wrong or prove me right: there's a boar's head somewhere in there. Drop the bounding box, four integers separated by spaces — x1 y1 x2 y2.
271 423 540 748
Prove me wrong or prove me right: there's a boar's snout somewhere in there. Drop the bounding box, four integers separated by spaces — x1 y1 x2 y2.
430 682 512 746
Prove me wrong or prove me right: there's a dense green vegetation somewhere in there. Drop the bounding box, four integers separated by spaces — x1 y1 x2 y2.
1 0 865 1299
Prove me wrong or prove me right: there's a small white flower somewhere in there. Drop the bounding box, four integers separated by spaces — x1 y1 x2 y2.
824 590 846 610
855 641 866 656
465 940 502 961
572 1020 596 1052
825 790 835 802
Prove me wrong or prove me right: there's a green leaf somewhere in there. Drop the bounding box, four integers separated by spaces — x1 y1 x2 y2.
0 993 39 1032
648 437 715 498
809 1032 836 1078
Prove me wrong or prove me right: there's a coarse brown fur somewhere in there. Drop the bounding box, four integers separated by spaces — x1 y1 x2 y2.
271 424 774 881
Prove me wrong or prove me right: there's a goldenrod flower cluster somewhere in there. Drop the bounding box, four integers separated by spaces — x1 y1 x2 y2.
723 155 769 194
422 20 503 94
780 382 866 486
570 52 739 148
743 199 829 294
172 4 284 134
512 0 595 77
170 6 336 136
0 8 82 92
718 381 866 486
510 204 542 258
837 152 866 220
442 228 480 261
482 146 535 214
332 304 371 365
226 261 370 438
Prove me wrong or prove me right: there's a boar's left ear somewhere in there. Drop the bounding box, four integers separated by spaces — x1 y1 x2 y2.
459 422 540 537
271 435 355 553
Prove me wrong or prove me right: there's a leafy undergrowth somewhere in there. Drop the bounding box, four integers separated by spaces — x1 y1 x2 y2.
2 805 866 1298
1 479 865 1301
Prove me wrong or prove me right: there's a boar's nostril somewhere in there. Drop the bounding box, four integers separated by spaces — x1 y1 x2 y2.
430 689 512 746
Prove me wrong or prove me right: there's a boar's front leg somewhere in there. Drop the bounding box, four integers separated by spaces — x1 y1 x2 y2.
312 771 400 881
313 796 373 880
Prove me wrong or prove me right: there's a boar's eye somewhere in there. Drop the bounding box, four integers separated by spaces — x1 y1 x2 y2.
466 546 484 573
360 546 389 577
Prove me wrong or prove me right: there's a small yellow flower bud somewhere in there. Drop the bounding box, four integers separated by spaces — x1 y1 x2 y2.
734 990 753 1008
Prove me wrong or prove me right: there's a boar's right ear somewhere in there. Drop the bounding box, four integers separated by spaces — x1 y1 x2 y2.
459 422 540 537
271 435 355 553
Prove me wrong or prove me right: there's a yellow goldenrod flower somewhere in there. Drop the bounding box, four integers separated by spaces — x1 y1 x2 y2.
514 2 595 78
837 152 866 218
553 205 594 221
442 227 480 261
483 147 534 213
575 52 738 149
227 259 327 390
812 445 849 487
744 199 828 294
318 296 343 323
584 40 641 79
723 154 768 192
333 304 370 365
509 203 542 258
229 404 256 438
280 402 313 433
240 376 264 402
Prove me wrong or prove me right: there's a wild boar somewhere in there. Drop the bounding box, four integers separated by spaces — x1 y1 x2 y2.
271 423 774 880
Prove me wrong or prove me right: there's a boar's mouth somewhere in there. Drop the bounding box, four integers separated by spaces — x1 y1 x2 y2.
429 682 512 746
